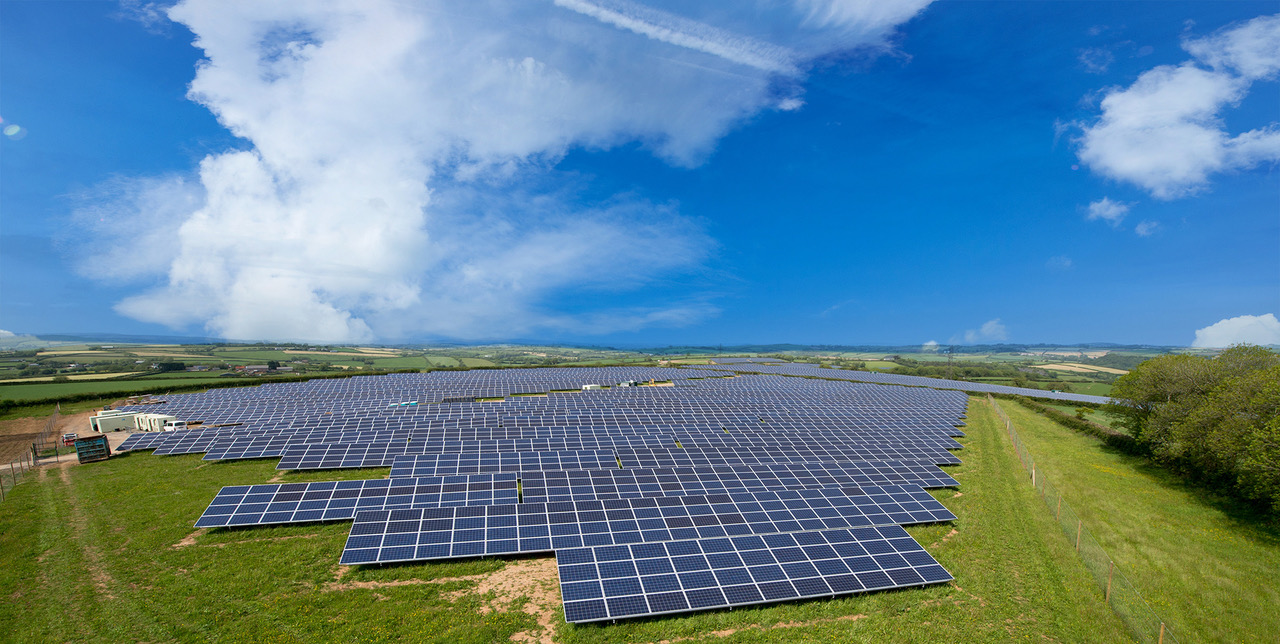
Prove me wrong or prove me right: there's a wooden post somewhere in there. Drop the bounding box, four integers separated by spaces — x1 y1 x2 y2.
1032 466 1036 487
1158 622 1165 644
1076 520 1082 550
1105 560 1114 601
1056 495 1062 520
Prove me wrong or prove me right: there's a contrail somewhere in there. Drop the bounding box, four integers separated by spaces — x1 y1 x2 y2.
555 0 800 75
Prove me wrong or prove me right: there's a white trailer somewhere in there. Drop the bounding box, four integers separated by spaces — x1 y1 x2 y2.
90 411 140 433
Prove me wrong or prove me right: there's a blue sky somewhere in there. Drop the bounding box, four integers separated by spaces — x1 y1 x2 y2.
2 1 1277 347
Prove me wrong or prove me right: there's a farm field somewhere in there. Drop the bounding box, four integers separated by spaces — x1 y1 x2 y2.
0 372 138 383
1065 381 1113 397
0 378 236 402
1000 401 1280 642
0 398 1134 643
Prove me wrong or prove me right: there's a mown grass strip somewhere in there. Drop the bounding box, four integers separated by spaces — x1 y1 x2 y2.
997 398 1280 642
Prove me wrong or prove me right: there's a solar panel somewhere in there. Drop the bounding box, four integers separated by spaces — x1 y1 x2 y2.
558 525 953 622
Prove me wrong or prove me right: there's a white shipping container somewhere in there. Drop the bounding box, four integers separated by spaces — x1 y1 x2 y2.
92 413 140 433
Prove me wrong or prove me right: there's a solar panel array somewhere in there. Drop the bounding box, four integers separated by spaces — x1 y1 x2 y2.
118 366 970 622
710 362 1110 404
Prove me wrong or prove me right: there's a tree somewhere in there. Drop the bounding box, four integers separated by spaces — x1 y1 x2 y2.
267 360 280 370
1240 412 1280 512
1106 345 1280 509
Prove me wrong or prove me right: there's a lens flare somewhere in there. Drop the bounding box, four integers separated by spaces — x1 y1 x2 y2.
3 124 21 137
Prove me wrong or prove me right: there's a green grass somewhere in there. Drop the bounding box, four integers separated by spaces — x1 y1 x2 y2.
365 357 430 369
862 362 897 370
0 399 1133 643
999 401 1280 642
0 378 237 402
0 456 534 643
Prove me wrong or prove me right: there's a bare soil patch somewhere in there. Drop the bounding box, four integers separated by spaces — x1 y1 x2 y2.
930 528 960 549
0 409 96 463
172 528 209 549
324 556 563 644
173 530 319 549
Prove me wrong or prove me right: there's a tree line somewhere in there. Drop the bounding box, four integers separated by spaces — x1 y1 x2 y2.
1105 344 1279 512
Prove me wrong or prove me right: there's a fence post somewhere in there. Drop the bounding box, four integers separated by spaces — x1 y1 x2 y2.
1076 520 1082 551
1106 560 1114 602
1159 622 1165 644
1056 495 1062 520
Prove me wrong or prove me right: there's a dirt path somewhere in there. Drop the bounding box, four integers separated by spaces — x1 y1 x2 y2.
54 459 119 600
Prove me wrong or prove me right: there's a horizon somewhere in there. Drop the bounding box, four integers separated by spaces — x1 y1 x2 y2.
0 330 1260 353
2 1 1278 348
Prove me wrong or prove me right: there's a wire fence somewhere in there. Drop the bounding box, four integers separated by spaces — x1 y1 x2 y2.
1 403 62 502
987 394 1176 644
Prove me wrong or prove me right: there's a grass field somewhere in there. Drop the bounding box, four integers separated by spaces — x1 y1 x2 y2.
0 378 239 402
0 372 139 383
1067 381 1113 397
0 399 1136 643
1000 401 1280 642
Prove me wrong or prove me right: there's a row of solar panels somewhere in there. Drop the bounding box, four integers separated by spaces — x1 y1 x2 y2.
195 465 958 529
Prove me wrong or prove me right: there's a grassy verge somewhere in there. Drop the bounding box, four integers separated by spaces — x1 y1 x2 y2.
999 401 1280 642
0 398 1132 643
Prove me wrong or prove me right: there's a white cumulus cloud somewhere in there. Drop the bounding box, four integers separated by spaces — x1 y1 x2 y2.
0 330 15 338
76 0 934 343
1076 13 1280 199
1086 197 1129 225
921 340 939 352
1192 313 1280 347
1134 220 1160 236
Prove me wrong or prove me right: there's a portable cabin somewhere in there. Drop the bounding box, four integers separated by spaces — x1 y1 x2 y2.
90 410 140 433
